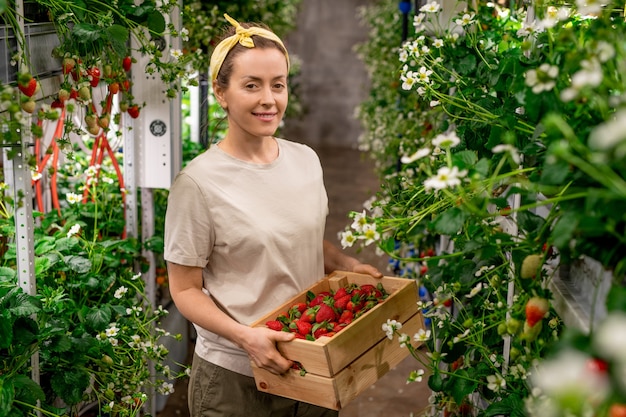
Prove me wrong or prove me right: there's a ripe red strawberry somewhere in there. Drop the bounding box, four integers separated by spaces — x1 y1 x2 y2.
334 294 351 311
123 56 132 72
108 82 120 94
587 357 609 373
266 320 284 332
309 294 327 307
18 74 37 97
609 404 626 417
316 303 337 323
300 307 317 323
359 284 376 296
87 67 101 87
525 296 549 327
121 79 131 92
291 319 312 337
313 325 329 339
333 287 349 300
339 310 354 325
127 105 140 119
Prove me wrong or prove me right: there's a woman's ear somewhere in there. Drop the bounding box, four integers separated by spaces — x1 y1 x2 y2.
213 80 227 110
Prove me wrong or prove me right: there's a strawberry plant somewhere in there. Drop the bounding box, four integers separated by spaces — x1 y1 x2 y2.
265 282 389 341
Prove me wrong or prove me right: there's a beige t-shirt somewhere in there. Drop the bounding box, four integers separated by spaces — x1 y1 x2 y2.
164 138 328 376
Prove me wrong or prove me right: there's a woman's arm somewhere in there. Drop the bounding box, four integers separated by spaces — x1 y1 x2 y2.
166 261 296 375
322 239 383 278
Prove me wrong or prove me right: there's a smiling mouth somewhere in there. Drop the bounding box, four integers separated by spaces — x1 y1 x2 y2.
253 112 277 120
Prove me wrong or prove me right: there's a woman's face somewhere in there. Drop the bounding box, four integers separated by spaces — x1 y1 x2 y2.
214 47 289 141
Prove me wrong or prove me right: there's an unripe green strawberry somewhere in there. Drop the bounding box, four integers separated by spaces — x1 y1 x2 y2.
20 98 36 113
497 322 508 336
58 88 71 102
520 254 542 279
84 114 98 128
87 124 101 136
506 318 521 335
78 86 91 101
509 346 521 361
521 320 542 342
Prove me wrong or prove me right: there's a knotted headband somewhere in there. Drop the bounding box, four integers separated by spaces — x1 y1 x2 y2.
210 14 290 82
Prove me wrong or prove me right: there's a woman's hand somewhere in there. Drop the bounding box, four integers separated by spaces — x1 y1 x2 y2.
351 262 383 279
240 326 296 375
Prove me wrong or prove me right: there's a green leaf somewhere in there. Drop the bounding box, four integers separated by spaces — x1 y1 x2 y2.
64 255 92 274
473 158 490 178
0 376 15 417
147 10 166 34
606 285 626 313
6 289 40 317
34 236 56 255
540 158 570 185
51 368 90 405
431 207 468 235
105 25 130 56
0 311 12 349
0 0 7 14
86 305 111 331
72 23 102 42
551 211 579 249
0 266 16 282
484 394 526 417
34 256 52 275
457 53 477 75
427 370 444 392
12 374 45 406
517 210 546 236
451 150 477 169
445 369 477 405
49 334 73 353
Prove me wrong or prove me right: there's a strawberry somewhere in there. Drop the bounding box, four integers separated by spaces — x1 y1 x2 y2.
62 58 76 75
610 404 626 417
98 114 111 129
51 99 64 109
87 124 101 136
108 82 120 94
18 74 37 97
123 56 132 72
333 287 349 300
316 303 337 323
359 284 376 297
525 296 549 327
265 320 284 332
586 357 609 374
78 86 91 101
520 254 542 279
87 67 101 87
84 114 98 128
338 310 354 325
127 104 140 119
291 319 312 337
313 327 329 339
20 98 36 113
70 89 79 100
121 79 131 92
334 294 351 311
58 88 71 102
119 101 129 112
300 307 317 323
309 294 327 307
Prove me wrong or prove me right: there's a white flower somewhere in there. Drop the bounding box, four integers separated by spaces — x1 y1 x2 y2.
159 382 175 395
66 192 82 204
359 223 380 246
85 164 99 177
416 66 433 84
399 333 411 348
453 328 470 343
433 38 444 48
492 144 521 165
180 27 189 42
424 166 467 191
401 70 417 90
407 369 425 383
592 312 626 362
525 63 559 94
530 349 610 407
420 1 440 13
487 374 506 392
429 100 440 107
571 58 603 89
401 147 431 164
588 109 626 151
414 13 426 25
413 328 432 342
399 49 409 63
31 171 42 181
576 0 608 15
105 324 120 338
465 282 483 298
455 13 475 26
340 230 357 248
517 20 543 38
132 273 142 281
114 286 128 299
67 224 81 238
351 210 368 232
596 41 615 62
432 131 461 148
382 319 402 340
539 6 570 29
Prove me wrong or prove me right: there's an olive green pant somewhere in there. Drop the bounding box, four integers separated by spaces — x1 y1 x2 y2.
188 353 339 417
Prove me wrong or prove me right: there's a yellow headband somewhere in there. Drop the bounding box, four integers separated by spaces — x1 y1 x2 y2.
210 14 290 82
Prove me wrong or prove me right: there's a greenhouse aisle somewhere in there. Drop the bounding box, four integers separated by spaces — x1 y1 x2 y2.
156 146 432 417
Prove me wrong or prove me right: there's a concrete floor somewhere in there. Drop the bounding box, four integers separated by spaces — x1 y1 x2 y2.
156 146 432 417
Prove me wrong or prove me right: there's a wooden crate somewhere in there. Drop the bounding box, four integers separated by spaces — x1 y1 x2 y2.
249 270 424 410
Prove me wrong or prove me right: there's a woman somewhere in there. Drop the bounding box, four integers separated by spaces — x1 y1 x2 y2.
164 14 382 417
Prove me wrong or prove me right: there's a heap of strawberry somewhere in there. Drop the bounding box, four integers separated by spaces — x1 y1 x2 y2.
265 283 389 340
